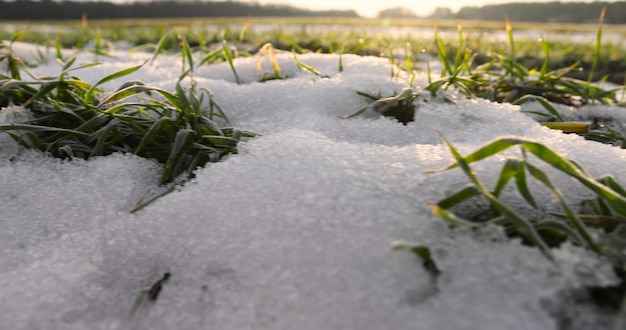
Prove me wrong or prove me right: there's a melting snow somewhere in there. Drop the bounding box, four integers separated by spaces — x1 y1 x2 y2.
1 42 624 329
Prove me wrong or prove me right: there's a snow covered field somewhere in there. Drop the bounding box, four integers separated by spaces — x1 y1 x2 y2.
1 42 625 329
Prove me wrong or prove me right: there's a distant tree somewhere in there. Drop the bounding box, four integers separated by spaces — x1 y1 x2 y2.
429 7 454 19
0 0 360 20
377 6 418 19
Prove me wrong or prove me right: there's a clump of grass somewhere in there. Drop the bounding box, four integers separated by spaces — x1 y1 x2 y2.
0 37 255 189
427 131 626 312
426 17 618 108
340 87 420 125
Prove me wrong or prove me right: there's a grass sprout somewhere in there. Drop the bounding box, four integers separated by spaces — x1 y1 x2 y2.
340 87 419 124
427 131 626 312
257 43 283 82
222 40 242 84
292 51 329 78
0 42 255 195
392 241 441 280
426 13 618 109
428 133 626 258
130 272 171 317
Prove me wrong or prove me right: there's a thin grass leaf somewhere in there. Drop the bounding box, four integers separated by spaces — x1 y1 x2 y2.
537 37 551 80
514 161 538 208
200 87 230 124
161 128 193 184
181 37 194 73
429 204 484 227
90 118 119 156
135 117 172 155
540 122 591 133
98 84 154 106
493 158 521 197
10 29 27 45
436 185 481 209
202 135 238 147
86 61 146 103
441 138 626 216
292 51 329 78
588 7 606 85
392 241 441 278
0 124 90 136
515 95 565 122
435 132 552 255
598 175 626 197
434 30 452 76
58 144 75 158
150 32 171 64
453 24 464 71
153 89 184 110
239 18 250 41
222 40 241 84
199 49 222 66
8 131 43 149
525 162 601 252
130 185 177 214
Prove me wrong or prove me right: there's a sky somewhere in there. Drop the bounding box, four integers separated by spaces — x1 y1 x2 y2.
101 0 610 18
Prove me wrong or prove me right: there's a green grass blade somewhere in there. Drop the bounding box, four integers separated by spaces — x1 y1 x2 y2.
493 158 520 197
515 95 565 122
199 49 223 66
538 37 550 80
0 124 89 136
10 29 27 44
436 185 481 209
429 204 483 227
292 51 328 78
525 162 601 253
161 128 193 184
515 162 538 208
86 62 146 104
392 242 441 278
98 85 154 106
134 117 172 155
150 32 171 63
181 36 194 73
222 40 241 84
588 7 606 85
436 132 552 255
434 31 452 76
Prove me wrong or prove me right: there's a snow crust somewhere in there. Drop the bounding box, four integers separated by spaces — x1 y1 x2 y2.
1 44 625 329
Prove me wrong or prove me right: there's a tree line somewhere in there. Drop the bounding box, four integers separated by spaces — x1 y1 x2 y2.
427 1 626 24
0 0 358 20
2 1 625 23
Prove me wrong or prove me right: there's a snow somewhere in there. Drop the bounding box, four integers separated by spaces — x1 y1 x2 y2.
1 41 625 329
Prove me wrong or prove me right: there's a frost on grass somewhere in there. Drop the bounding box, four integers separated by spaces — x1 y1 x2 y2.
0 47 624 330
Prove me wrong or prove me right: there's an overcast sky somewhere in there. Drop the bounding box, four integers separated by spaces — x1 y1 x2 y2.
102 1 612 18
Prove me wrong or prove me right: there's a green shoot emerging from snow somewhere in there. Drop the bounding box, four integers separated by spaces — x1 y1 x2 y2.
341 87 419 125
428 132 626 310
0 41 255 189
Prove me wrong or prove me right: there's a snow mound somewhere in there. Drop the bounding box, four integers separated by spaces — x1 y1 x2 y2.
0 46 623 329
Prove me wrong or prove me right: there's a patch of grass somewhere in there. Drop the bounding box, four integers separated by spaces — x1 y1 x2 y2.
0 34 255 190
427 132 626 311
426 16 619 108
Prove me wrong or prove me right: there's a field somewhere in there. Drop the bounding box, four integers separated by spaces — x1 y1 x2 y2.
1 16 626 329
